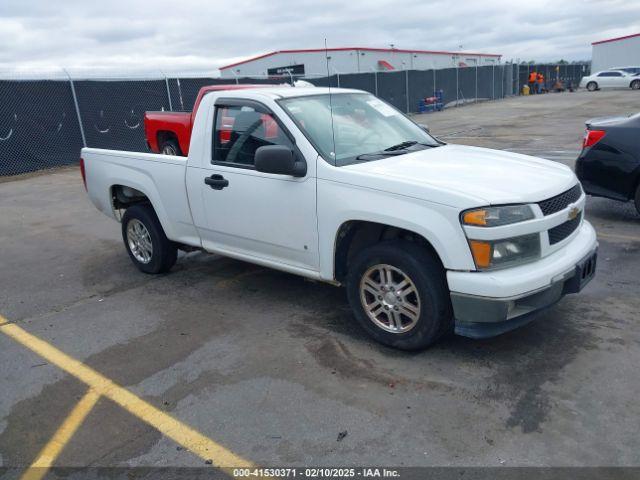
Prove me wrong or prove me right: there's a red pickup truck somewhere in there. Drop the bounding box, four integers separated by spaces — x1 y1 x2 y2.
144 84 275 156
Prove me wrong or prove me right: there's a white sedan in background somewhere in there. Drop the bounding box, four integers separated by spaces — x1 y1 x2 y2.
580 70 639 91
611 66 640 75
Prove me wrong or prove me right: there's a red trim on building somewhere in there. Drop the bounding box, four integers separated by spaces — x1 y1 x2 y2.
592 32 640 45
220 47 502 70
377 60 395 71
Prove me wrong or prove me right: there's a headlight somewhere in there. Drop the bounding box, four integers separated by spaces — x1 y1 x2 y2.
468 233 541 270
462 205 535 227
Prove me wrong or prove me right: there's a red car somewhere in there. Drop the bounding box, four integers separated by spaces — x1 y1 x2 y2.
144 84 276 156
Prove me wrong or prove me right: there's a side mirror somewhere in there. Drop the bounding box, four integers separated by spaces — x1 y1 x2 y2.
418 123 430 133
255 145 307 177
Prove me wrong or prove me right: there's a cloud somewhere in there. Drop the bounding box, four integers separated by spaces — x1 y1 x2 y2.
0 0 638 75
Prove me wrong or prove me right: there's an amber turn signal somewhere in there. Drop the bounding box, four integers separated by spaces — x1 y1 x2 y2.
469 240 492 269
463 210 487 226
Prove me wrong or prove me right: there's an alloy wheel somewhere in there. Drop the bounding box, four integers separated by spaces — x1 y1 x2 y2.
162 144 177 155
127 218 153 264
359 264 421 333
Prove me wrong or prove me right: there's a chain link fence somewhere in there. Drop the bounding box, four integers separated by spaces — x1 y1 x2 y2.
0 76 85 175
0 62 589 176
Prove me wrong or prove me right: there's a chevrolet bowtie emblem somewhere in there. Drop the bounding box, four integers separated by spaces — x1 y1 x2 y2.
568 206 580 220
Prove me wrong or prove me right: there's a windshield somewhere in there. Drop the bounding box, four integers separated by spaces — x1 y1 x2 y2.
279 92 441 166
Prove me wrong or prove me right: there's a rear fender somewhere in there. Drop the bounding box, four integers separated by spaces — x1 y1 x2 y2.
82 148 186 242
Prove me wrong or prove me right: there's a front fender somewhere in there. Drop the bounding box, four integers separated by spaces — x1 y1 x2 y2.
317 179 475 281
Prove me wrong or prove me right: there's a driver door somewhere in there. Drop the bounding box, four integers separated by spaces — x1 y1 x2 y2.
186 99 319 273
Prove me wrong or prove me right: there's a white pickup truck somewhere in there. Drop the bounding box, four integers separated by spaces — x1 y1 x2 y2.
81 87 598 350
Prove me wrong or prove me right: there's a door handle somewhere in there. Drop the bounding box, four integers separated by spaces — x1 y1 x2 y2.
204 174 229 190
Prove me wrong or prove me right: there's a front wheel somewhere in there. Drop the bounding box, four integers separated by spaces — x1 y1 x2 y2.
586 81 598 92
121 204 177 274
631 80 640 91
346 240 453 350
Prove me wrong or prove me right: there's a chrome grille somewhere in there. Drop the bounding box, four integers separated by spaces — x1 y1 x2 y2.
538 184 582 216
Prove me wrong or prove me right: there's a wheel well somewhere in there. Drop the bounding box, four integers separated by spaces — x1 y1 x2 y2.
156 130 178 147
333 221 443 282
111 185 151 210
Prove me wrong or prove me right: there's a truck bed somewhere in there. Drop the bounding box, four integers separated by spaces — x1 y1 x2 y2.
82 147 201 247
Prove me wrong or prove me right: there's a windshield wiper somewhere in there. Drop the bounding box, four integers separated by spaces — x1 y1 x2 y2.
385 140 441 151
356 140 439 160
384 140 419 151
355 150 409 161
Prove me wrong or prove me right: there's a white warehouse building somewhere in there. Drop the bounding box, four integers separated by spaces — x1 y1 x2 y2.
591 33 640 72
219 47 502 78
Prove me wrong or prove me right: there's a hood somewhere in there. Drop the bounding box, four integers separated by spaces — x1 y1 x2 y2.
342 144 577 205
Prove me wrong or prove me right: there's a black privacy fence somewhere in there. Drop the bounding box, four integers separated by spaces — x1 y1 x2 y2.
0 80 85 175
0 63 589 176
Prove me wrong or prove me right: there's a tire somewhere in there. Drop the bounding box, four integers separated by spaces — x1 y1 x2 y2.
586 82 598 92
346 240 453 350
121 204 177 274
159 138 182 156
635 184 640 216
631 80 640 91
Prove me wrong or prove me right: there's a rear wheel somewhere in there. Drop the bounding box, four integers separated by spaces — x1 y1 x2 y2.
346 240 453 350
159 138 182 156
122 204 177 274
631 80 640 90
586 81 598 92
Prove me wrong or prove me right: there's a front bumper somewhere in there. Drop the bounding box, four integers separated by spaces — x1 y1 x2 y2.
448 221 598 338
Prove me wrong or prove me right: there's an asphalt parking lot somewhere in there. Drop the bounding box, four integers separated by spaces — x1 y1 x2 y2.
1 89 639 474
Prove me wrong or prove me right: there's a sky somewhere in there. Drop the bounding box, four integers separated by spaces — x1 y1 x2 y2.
1 0 639 76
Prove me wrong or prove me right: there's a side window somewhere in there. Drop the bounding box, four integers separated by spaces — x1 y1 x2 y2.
212 105 293 166
611 72 622 77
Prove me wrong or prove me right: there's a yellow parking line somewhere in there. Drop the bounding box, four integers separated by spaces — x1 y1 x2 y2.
20 389 101 480
597 232 640 243
0 315 254 473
